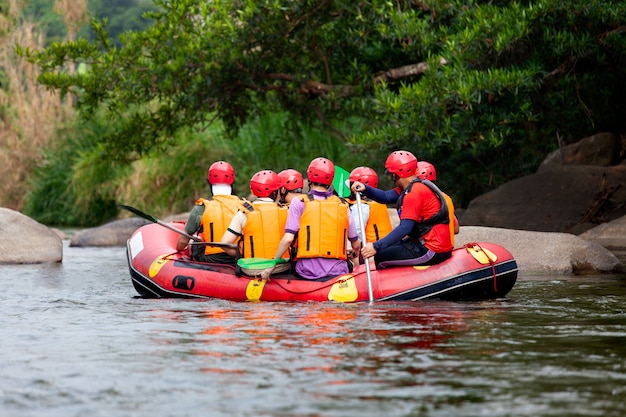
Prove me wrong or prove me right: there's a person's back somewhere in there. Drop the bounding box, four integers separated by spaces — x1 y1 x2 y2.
417 161 459 247
261 157 361 280
399 178 451 253
351 150 452 269
177 161 243 265
221 170 288 259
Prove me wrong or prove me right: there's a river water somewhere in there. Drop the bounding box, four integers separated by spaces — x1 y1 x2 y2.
1 241 625 417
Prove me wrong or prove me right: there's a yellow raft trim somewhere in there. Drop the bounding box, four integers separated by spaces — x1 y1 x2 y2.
413 265 431 270
149 254 169 277
246 278 267 301
328 276 358 303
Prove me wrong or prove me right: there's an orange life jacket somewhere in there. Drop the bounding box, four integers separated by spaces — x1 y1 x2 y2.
240 201 289 259
364 200 392 242
196 195 246 255
347 197 392 243
296 194 349 260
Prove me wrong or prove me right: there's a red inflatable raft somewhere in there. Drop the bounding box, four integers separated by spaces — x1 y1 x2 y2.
126 222 518 302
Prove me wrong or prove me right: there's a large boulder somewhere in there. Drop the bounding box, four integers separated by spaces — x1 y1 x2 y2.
579 214 626 259
0 208 62 263
461 131 626 235
540 132 622 167
455 226 624 275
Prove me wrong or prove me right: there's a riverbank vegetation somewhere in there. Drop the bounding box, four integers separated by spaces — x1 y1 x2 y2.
2 0 626 226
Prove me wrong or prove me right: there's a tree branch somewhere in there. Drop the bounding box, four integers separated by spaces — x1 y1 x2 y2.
257 57 447 97
374 59 447 84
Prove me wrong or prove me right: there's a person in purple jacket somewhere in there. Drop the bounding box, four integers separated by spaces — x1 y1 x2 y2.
261 157 361 280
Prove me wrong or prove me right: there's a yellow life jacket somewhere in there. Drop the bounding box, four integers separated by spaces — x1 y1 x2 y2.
196 195 245 255
297 194 349 260
443 192 456 247
241 201 289 259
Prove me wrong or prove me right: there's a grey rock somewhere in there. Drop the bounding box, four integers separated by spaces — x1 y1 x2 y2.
456 226 624 275
540 132 621 168
461 164 626 234
70 217 150 247
0 207 62 264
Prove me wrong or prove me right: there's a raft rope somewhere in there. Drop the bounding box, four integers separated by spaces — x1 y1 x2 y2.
464 242 498 293
268 277 342 295
171 250 346 295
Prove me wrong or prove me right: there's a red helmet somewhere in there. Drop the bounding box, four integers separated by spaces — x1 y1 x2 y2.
307 157 334 186
417 161 436 181
278 169 304 191
349 166 379 188
207 161 235 185
249 170 281 198
384 150 417 178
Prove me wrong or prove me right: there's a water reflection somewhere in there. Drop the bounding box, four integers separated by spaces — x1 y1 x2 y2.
2 243 626 417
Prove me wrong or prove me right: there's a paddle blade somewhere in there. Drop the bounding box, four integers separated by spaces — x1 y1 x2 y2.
333 165 351 198
237 257 287 269
237 257 290 276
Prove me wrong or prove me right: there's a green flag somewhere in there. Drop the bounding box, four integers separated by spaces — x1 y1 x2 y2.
333 165 351 198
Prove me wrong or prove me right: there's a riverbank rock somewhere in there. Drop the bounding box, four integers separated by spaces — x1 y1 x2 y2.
456 226 625 275
70 212 190 247
0 208 62 263
460 132 626 235
70 218 150 247
579 215 626 263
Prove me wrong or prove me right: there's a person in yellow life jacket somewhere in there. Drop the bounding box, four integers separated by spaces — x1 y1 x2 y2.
260 157 361 280
348 166 393 243
277 168 305 205
416 161 459 247
176 161 245 265
221 170 289 259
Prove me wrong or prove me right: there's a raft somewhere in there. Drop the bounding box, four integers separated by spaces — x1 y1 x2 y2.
126 222 518 302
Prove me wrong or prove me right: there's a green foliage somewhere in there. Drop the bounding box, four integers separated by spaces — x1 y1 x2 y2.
22 121 121 226
229 111 364 189
24 106 362 225
20 0 626 209
20 0 158 46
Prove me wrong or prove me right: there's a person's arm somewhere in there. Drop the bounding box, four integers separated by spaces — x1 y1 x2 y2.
260 232 295 279
220 230 240 257
220 211 245 257
347 207 362 256
372 218 415 252
454 215 460 234
176 234 191 251
362 185 400 204
176 206 203 251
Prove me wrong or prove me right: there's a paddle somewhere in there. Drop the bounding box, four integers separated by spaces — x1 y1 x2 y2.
118 204 237 249
237 257 290 276
355 192 375 304
332 165 351 198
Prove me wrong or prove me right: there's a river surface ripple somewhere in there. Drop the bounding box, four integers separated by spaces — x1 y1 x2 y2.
1 242 625 417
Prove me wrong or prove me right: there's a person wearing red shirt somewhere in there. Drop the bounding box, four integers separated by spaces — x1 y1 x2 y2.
351 150 453 268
